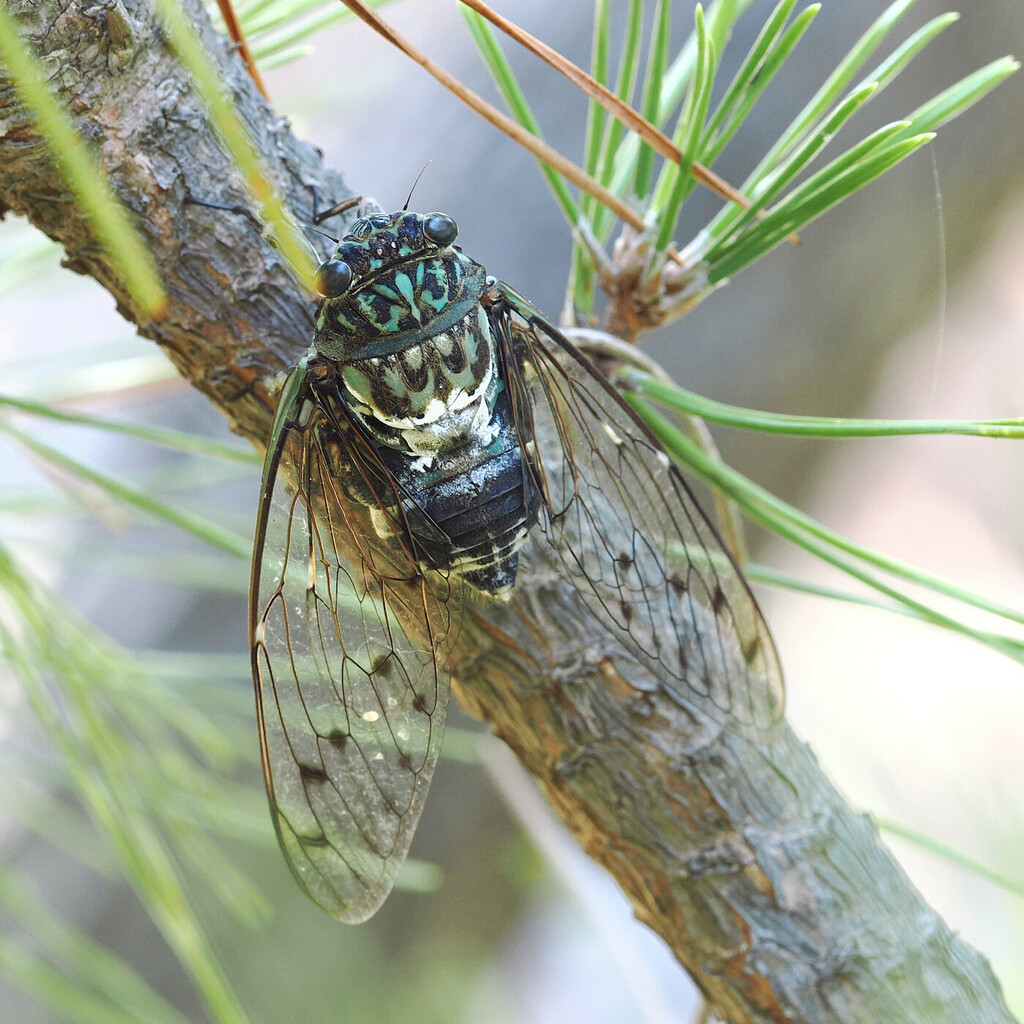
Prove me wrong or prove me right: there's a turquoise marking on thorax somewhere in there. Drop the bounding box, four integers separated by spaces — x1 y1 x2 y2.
393 272 421 323
316 260 486 361
313 210 489 364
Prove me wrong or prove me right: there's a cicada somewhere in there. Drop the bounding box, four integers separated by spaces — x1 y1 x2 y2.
249 206 784 922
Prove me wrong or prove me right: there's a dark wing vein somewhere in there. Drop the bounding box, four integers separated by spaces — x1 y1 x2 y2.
250 363 455 922
495 293 784 736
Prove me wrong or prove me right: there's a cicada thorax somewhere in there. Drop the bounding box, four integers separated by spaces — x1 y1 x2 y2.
312 211 539 598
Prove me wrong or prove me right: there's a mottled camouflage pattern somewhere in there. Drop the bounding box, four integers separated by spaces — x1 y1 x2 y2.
315 211 487 360
312 211 537 596
339 304 493 426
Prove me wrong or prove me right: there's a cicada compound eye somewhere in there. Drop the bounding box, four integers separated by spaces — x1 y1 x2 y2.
422 213 458 248
315 258 353 298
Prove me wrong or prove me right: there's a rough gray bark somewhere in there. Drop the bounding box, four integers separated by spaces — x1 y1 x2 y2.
0 0 1016 1021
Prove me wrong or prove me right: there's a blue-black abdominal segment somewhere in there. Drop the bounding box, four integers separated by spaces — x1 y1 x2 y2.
371 383 539 596
308 354 539 597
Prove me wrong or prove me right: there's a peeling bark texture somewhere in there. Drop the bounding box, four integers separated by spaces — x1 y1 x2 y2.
0 1 1016 1022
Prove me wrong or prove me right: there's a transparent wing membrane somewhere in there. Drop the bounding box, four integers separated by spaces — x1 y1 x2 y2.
495 292 784 735
250 364 455 921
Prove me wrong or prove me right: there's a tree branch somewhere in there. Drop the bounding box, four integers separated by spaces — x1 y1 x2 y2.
0 0 1015 1021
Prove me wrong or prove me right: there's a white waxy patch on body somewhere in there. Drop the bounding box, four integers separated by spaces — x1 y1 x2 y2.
416 397 450 425
656 450 670 469
395 388 491 453
366 320 496 431
469 394 498 440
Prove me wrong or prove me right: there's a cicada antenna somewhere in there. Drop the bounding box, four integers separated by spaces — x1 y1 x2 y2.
402 161 433 212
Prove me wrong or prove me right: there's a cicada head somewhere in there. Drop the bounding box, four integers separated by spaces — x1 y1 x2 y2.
313 211 488 363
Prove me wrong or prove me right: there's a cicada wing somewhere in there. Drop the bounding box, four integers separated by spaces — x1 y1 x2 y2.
250 362 456 922
494 291 784 736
